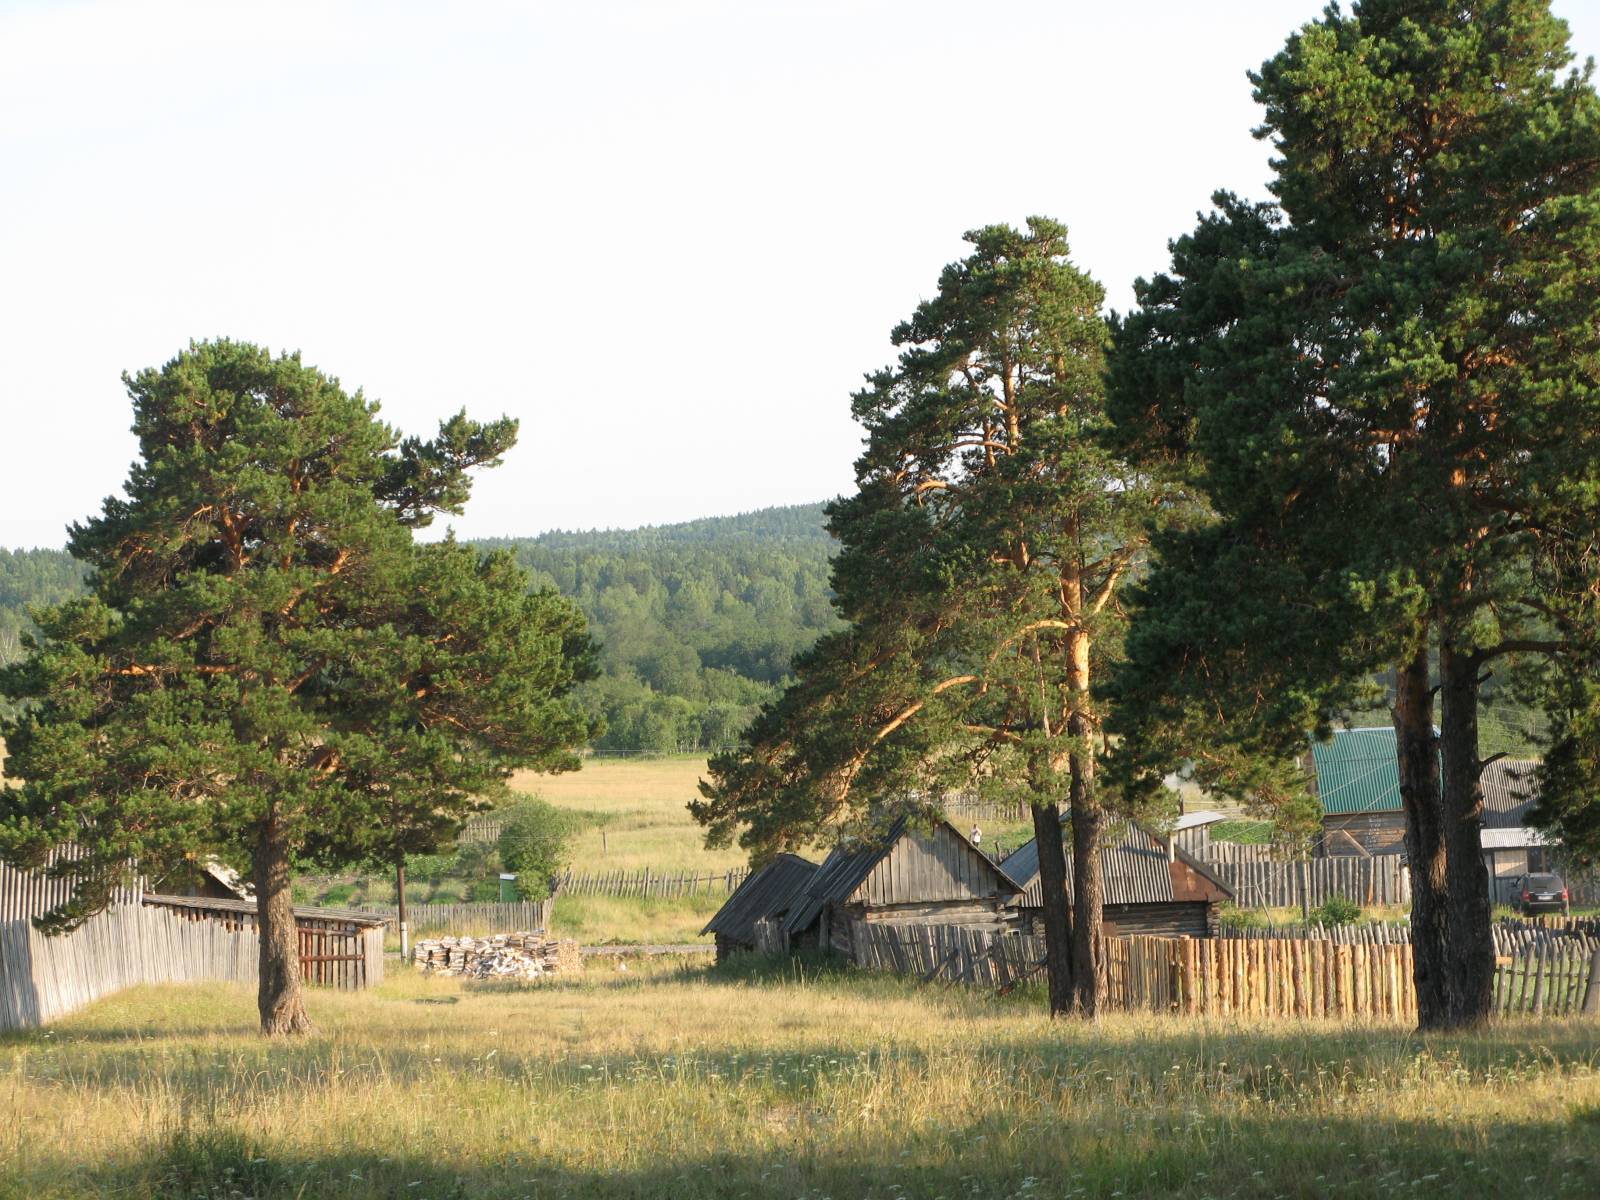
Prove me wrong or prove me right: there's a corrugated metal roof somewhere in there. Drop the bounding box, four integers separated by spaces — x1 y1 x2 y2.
1004 822 1235 908
783 816 1019 936
1312 727 1412 815
700 853 818 942
1480 826 1552 850
1481 758 1540 829
1314 732 1541 823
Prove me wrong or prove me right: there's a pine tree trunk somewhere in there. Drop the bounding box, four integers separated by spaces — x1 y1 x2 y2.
1394 645 1449 1027
1436 641 1495 1028
254 817 313 1036
1066 630 1104 1017
1030 799 1075 1017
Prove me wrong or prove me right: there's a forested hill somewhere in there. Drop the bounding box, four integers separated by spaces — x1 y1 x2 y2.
477 503 840 751
1 503 841 750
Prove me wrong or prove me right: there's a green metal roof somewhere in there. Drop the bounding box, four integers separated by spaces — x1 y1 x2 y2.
1311 727 1412 815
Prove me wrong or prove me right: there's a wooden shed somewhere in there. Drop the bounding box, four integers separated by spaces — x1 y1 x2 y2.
700 853 819 960
141 894 387 989
783 816 1021 957
1005 822 1235 939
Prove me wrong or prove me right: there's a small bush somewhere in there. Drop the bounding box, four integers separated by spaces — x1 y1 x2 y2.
498 796 579 900
320 883 355 906
1312 894 1362 926
467 878 502 903
1217 903 1265 930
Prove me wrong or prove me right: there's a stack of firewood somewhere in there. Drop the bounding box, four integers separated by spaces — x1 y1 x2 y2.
412 931 581 980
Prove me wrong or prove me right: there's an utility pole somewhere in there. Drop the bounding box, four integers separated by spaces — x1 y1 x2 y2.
396 858 409 960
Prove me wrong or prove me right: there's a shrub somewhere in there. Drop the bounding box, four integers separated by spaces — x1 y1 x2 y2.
467 878 502 903
320 883 354 906
497 796 578 900
1217 903 1265 930
1312 895 1362 926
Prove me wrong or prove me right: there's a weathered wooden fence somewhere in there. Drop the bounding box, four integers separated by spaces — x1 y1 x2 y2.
356 899 553 936
1225 921 1414 944
1196 841 1283 865
850 921 1600 1021
0 901 268 1030
1211 857 1411 908
551 867 750 899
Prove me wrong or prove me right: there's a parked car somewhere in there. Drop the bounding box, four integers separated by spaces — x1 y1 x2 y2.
1517 873 1570 917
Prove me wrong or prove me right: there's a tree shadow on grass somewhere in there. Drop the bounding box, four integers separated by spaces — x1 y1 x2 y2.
20 1105 1600 1200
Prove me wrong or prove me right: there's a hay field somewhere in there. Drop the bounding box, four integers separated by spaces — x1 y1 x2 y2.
513 755 741 874
3 960 1599 1199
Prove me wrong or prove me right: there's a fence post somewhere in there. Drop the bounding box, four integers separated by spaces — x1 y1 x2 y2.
1582 947 1600 1016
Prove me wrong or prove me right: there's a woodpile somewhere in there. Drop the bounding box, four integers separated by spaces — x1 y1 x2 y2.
412 931 581 980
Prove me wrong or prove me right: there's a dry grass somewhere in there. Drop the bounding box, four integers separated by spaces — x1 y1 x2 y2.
513 755 743 874
3 960 1599 1198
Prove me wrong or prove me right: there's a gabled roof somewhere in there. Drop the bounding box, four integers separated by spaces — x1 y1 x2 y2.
1005 822 1235 907
1313 730 1544 825
783 815 1020 935
700 853 818 942
1311 727 1411 815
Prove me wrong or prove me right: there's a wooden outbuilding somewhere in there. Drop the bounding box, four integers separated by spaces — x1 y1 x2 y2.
141 893 387 989
783 816 1021 956
1005 822 1235 939
700 853 818 960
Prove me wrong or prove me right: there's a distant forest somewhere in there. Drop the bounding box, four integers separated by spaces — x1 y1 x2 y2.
0 503 841 752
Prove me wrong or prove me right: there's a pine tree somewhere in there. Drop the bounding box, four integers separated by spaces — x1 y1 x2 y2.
0 340 598 1034
695 219 1166 1014
1109 0 1600 1029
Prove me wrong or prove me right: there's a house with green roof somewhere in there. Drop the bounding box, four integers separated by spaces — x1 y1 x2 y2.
1311 729 1550 894
1309 727 1412 855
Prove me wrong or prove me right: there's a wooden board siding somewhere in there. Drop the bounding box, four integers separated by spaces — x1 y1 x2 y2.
850 823 1016 907
1322 812 1406 856
1104 902 1213 939
1171 856 1231 903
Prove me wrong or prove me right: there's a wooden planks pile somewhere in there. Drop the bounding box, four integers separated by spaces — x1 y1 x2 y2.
413 931 581 980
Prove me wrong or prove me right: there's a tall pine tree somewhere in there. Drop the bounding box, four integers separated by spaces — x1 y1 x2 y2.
695 219 1167 1014
0 340 598 1034
1109 0 1600 1029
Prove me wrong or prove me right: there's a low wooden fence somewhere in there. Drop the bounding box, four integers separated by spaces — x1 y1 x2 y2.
849 921 1600 1021
356 899 553 936
551 867 750 899
1211 857 1411 908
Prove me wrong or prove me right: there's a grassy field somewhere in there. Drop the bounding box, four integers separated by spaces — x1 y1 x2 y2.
513 755 741 874
4 960 1599 1198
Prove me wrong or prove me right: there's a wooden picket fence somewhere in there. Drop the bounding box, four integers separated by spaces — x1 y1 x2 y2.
1225 921 1413 945
849 921 1600 1021
551 867 750 899
356 899 552 936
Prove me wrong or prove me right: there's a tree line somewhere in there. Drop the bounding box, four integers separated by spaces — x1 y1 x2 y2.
1 508 842 748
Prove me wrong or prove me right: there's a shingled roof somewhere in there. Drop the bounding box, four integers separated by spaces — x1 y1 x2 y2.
1004 822 1234 908
700 853 818 943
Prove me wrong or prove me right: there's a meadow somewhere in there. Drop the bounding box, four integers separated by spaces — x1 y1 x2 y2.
3 957 1598 1199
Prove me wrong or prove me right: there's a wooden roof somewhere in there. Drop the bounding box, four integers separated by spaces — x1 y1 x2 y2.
142 893 389 928
700 853 818 942
783 816 1020 935
1004 822 1234 908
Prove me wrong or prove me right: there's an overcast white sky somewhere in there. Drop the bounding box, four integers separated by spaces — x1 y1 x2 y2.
3 0 1597 549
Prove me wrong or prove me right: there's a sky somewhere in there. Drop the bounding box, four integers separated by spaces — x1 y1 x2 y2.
3 1 1598 549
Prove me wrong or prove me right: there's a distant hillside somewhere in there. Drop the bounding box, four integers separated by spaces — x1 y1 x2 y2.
476 503 840 751
1 504 841 750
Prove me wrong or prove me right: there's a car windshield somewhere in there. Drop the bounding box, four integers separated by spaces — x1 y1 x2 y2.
1526 874 1562 890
